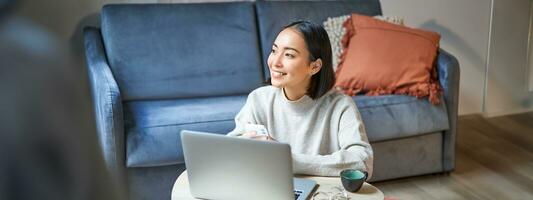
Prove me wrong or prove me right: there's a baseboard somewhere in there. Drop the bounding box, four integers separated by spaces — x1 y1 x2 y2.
482 107 533 118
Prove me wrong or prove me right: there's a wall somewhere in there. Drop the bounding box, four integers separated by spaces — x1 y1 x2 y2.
485 0 533 116
530 2 533 92
13 0 533 116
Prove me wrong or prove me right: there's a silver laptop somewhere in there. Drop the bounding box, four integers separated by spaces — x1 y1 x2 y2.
181 130 317 200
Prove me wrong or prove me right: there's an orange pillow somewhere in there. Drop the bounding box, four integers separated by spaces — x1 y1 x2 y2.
335 13 442 104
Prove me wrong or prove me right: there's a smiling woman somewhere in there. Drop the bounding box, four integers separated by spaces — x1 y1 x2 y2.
268 21 335 101
227 21 373 178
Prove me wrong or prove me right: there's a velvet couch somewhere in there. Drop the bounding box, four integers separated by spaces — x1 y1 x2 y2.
83 0 459 199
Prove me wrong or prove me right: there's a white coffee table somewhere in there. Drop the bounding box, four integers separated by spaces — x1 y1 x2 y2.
171 170 384 200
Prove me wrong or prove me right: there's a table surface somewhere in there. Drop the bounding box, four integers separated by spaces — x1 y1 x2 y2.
171 170 384 200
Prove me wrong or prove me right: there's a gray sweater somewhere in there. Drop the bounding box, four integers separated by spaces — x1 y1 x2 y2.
228 86 373 177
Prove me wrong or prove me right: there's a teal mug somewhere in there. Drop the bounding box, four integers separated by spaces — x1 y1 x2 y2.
340 169 368 193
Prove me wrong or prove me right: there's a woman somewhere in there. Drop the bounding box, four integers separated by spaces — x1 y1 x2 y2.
227 21 373 177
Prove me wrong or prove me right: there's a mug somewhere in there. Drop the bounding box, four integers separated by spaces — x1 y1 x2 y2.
340 169 368 193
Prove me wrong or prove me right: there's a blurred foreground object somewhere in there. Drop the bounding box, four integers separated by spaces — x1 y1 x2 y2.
0 1 124 199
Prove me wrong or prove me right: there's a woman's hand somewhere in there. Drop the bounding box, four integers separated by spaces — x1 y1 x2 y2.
240 131 272 141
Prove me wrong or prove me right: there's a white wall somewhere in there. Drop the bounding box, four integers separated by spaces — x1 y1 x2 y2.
485 0 533 116
530 3 533 92
14 0 533 116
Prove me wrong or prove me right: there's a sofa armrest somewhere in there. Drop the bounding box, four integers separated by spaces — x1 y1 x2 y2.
83 27 126 181
436 48 460 172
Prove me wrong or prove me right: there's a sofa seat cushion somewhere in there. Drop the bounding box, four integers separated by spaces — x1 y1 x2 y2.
354 95 449 142
124 95 247 167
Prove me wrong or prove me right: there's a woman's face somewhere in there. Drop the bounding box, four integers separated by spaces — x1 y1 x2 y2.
267 28 319 92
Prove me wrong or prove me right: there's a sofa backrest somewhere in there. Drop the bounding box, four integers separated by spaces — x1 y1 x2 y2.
255 0 382 79
101 2 263 101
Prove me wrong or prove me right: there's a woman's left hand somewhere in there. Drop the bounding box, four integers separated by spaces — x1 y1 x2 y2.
249 134 274 141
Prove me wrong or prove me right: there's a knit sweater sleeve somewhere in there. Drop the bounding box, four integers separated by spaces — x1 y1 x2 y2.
292 103 374 177
226 91 258 137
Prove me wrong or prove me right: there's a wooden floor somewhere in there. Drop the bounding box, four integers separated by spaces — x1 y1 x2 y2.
373 112 533 200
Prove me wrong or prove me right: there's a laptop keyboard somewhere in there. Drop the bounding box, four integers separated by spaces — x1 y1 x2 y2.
294 190 303 200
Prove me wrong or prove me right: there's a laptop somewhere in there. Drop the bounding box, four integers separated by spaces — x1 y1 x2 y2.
181 130 318 200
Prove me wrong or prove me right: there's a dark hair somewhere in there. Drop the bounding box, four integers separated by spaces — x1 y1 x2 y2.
273 21 335 100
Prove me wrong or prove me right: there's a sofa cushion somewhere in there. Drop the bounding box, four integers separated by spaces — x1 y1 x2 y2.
354 95 449 142
125 93 448 167
255 0 382 79
124 95 247 167
101 3 263 101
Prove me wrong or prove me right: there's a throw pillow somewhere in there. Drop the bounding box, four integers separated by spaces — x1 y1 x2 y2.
335 13 442 104
373 15 404 26
323 15 405 72
323 15 350 72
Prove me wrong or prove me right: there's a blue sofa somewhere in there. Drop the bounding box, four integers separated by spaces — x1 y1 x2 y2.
83 0 459 199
